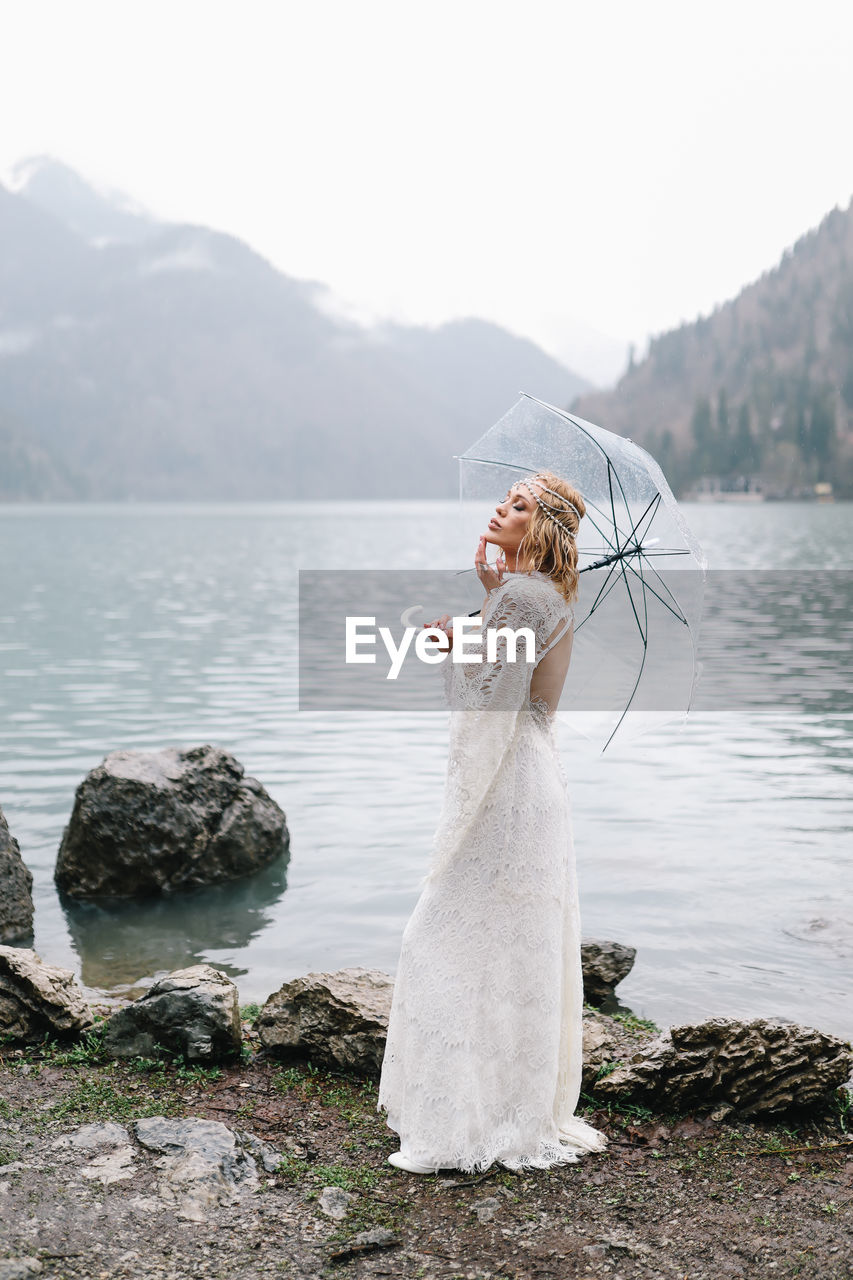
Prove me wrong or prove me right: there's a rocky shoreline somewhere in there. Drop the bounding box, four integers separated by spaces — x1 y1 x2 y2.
0 951 851 1279
2 748 852 1276
1 1009 852 1280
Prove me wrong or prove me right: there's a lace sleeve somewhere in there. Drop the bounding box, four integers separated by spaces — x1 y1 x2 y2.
421 575 570 886
450 575 571 709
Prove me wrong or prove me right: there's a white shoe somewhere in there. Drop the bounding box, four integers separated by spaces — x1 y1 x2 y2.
387 1150 442 1174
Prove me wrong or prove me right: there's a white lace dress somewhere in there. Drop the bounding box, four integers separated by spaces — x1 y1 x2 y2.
377 570 607 1172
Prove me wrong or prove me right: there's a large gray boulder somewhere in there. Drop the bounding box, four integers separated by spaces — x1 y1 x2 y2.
0 806 34 942
0 946 93 1041
54 744 289 899
104 964 242 1062
258 957 640 1079
258 967 394 1076
594 1016 853 1116
580 938 636 1005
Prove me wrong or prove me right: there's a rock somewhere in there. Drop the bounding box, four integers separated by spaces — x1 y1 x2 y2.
581 1007 656 1092
258 967 394 1075
0 806 34 943
0 1261 43 1280
132 1116 261 1222
471 1196 501 1223
0 946 93 1042
236 1129 282 1174
580 938 636 1004
594 1016 853 1116
319 1186 356 1219
103 965 242 1062
53 1122 137 1184
53 1121 130 1150
257 968 652 1081
54 744 289 900
80 1146 137 1184
584 1230 651 1261
349 1228 397 1248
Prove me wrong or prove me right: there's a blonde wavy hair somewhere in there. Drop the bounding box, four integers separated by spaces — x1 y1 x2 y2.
513 470 586 605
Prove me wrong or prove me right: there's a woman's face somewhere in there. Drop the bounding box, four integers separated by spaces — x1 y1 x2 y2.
485 484 534 553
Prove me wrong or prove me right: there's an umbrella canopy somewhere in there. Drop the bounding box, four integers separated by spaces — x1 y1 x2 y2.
457 393 708 752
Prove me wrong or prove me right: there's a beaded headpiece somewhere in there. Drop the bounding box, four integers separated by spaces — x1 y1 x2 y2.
513 475 582 538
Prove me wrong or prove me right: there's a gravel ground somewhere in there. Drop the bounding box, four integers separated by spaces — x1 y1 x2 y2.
0 1037 851 1280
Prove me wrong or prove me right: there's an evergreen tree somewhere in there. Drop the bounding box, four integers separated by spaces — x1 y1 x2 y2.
717 389 732 474
690 397 715 477
807 387 836 475
731 402 760 473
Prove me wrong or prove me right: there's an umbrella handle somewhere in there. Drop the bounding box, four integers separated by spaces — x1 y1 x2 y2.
582 537 660 573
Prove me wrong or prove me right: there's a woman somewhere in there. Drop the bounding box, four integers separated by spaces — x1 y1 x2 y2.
377 471 607 1174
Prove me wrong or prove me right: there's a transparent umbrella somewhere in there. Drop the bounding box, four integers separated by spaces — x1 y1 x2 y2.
457 393 708 752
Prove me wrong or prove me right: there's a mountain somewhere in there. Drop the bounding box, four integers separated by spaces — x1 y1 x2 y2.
573 201 853 499
7 155 156 245
0 160 590 500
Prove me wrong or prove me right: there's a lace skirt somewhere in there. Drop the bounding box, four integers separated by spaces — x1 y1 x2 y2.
377 711 606 1172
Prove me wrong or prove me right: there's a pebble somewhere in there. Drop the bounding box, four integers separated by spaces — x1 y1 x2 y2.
471 1196 501 1223
349 1228 398 1247
318 1186 356 1219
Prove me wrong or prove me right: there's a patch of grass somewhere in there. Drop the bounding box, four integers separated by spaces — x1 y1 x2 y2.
609 1010 660 1035
275 1152 390 1199
240 1003 261 1025
580 1091 654 1123
273 1065 309 1094
174 1063 222 1084
43 1027 108 1068
595 1059 623 1081
45 1076 179 1125
271 1063 378 1130
125 1055 169 1076
0 1145 21 1165
323 1174 412 1247
309 1161 384 1193
275 1153 313 1183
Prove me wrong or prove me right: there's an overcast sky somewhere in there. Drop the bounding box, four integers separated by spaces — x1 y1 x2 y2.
2 0 852 385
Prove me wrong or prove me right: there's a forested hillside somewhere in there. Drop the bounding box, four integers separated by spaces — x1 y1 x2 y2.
573 201 853 498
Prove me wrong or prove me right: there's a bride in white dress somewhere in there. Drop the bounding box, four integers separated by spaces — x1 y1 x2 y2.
377 471 608 1174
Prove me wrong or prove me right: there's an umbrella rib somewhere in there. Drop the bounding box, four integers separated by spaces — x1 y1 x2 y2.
631 493 662 539
617 554 649 644
575 560 634 626
604 554 691 625
631 561 691 623
601 552 652 752
605 460 624 557
580 548 693 562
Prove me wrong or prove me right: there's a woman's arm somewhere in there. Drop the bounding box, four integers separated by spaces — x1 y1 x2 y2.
474 536 507 599
422 537 505 650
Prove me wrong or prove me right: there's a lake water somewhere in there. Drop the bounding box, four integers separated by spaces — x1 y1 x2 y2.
1 500 851 1042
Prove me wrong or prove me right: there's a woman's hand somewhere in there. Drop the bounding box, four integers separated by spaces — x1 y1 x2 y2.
474 536 506 595
424 614 453 651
